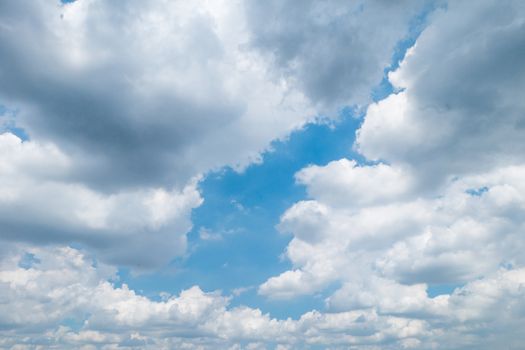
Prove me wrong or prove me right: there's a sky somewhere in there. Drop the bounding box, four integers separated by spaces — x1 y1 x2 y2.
0 1 525 349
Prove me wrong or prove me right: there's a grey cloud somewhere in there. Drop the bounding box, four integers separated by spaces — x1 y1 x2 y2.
0 132 202 268
0 0 240 190
245 0 427 111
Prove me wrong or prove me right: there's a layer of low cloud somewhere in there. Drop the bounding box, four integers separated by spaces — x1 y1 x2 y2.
1 246 525 349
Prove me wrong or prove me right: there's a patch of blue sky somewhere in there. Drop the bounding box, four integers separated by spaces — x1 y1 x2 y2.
372 0 439 101
60 317 86 332
427 284 463 298
116 5 437 319
18 252 41 269
466 186 489 196
4 126 29 140
0 104 29 140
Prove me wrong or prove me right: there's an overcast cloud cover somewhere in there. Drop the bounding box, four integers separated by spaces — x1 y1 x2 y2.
1 0 525 349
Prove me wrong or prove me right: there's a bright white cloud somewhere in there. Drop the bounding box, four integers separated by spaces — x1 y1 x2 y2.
296 159 414 207
261 163 525 348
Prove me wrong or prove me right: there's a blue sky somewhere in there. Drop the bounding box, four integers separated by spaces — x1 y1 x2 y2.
1 1 525 349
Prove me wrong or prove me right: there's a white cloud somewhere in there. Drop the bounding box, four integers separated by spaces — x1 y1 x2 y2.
296 159 414 207
260 162 525 348
263 161 525 293
356 0 525 186
0 133 202 268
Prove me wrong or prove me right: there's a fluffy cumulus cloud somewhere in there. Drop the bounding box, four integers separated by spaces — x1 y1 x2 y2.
259 0 525 348
262 163 525 299
356 0 525 186
0 132 202 268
